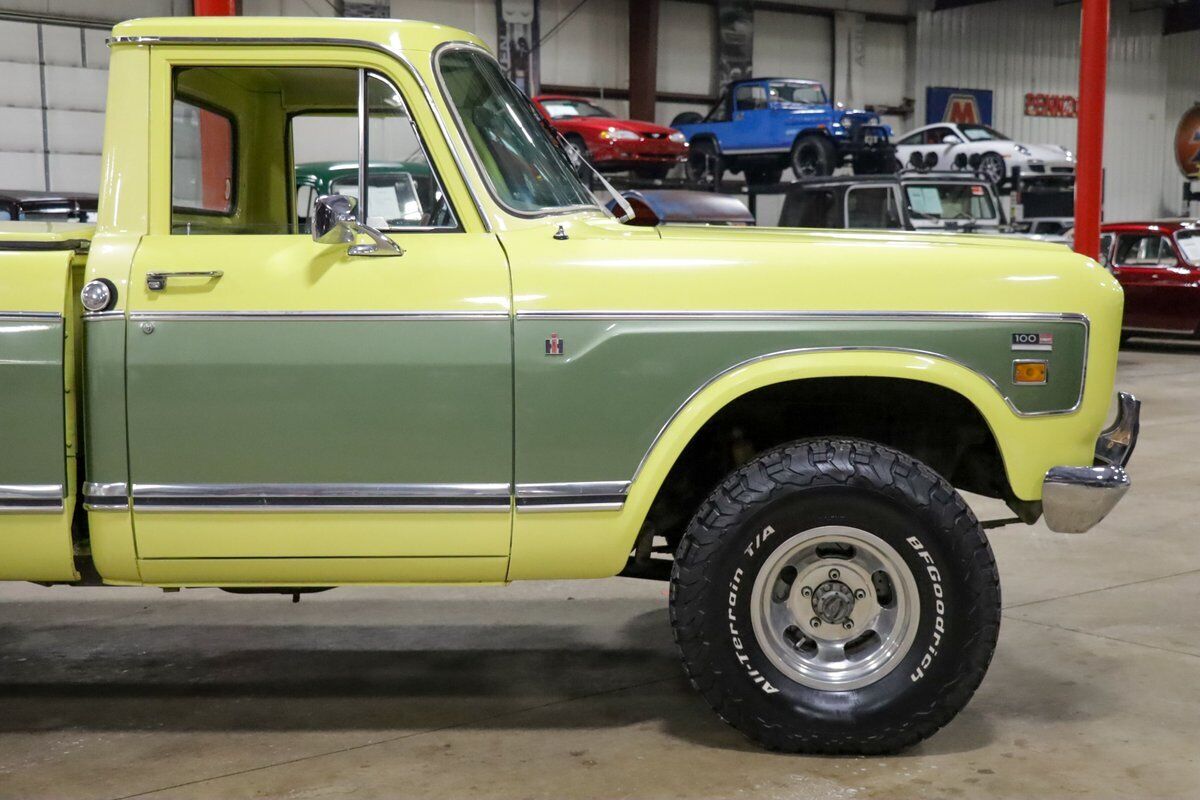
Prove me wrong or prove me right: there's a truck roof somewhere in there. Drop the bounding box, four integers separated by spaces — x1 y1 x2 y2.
112 16 487 53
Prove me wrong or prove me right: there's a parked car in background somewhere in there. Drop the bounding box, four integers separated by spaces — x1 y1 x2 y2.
0 190 97 222
532 95 688 181
895 123 1074 186
671 77 895 185
779 172 1009 234
295 161 452 231
606 189 755 226
1100 219 1200 337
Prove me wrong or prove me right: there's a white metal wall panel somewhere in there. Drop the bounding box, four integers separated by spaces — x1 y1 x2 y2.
914 0 1194 220
539 0 629 94
862 19 909 132
752 10 832 88
0 17 108 193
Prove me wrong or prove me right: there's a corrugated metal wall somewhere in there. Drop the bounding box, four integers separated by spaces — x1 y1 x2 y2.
915 0 1200 220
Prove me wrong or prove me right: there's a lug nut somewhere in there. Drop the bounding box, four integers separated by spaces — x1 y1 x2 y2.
843 621 854 630
828 568 840 580
810 617 821 628
854 589 866 600
800 586 812 597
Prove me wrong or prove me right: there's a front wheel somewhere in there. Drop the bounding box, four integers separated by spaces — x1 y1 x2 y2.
790 134 837 178
670 438 1000 754
686 139 723 187
979 151 1007 185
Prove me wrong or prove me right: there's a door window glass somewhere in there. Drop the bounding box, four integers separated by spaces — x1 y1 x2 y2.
846 186 900 229
1099 233 1114 267
171 98 234 214
734 84 768 111
171 65 455 235
1115 234 1175 266
1175 231 1200 266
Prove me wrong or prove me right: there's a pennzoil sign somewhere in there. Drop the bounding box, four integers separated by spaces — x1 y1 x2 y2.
1175 104 1200 179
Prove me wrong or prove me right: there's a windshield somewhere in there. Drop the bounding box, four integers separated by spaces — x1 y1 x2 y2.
768 81 825 105
904 183 998 222
438 48 597 215
540 98 614 119
1177 231 1200 266
958 124 1009 142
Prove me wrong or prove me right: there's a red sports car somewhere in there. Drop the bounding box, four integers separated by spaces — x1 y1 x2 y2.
1100 219 1200 337
532 94 688 180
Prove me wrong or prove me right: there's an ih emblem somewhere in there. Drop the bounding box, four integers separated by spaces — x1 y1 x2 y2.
545 332 564 356
1012 332 1054 351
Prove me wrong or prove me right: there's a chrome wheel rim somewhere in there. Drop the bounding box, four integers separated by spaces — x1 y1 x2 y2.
981 154 1004 184
750 525 920 691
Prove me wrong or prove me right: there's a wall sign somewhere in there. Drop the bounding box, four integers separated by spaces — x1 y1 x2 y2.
1175 104 1200 179
925 87 993 125
1025 93 1077 118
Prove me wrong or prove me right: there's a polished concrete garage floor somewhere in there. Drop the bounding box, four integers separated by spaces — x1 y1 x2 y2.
2 343 1198 800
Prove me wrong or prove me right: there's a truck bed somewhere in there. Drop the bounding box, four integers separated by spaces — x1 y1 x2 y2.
0 222 93 581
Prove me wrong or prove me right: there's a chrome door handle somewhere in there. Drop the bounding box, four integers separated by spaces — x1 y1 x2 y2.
146 270 224 291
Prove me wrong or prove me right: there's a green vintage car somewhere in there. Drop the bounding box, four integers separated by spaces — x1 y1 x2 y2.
0 17 1137 754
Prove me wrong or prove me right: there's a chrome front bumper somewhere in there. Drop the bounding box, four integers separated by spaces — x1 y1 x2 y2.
1042 392 1140 534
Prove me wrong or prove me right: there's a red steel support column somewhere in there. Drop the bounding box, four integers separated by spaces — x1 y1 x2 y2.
193 0 238 14
1074 0 1109 260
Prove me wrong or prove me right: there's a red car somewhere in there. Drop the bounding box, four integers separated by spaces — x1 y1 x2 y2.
1100 219 1200 337
532 94 688 180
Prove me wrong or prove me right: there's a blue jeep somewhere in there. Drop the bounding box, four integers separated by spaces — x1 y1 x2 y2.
671 78 895 185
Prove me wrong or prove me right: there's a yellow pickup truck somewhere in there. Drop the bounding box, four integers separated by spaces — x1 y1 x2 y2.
0 16 1138 754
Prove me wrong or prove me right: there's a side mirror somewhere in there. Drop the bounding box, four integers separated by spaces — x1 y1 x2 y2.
311 194 404 257
942 135 958 144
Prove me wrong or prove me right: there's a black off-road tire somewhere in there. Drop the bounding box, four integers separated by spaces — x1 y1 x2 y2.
670 438 1001 754
790 134 837 178
686 138 723 187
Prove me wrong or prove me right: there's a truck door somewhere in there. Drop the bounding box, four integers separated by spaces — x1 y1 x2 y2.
730 83 773 150
123 49 512 583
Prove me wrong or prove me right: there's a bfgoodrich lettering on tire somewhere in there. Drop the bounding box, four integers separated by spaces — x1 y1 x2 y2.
669 438 1001 754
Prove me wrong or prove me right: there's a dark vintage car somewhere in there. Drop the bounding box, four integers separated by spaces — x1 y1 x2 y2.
607 189 755 226
294 161 451 231
1100 219 1200 337
778 172 1007 234
0 190 97 222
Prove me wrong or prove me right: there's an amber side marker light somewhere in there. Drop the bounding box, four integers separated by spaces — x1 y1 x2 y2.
1013 360 1048 385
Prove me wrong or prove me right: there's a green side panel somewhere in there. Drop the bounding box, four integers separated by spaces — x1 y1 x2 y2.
515 318 1086 483
0 317 65 486
125 319 512 484
83 318 129 485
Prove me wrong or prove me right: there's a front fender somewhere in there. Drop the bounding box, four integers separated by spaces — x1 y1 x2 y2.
508 349 1101 581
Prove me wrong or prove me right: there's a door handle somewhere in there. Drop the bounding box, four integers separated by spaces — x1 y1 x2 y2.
146 270 224 291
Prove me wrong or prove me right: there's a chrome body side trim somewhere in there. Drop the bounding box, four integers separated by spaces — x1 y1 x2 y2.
125 310 509 322
0 484 65 513
129 483 511 512
0 311 63 321
107 35 492 233
515 481 630 511
514 310 1089 324
82 310 125 321
84 481 128 497
430 41 602 221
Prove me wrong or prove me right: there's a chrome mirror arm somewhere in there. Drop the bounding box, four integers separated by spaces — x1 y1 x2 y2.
311 194 404 257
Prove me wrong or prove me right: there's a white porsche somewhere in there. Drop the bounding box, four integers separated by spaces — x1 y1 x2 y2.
894 122 1075 185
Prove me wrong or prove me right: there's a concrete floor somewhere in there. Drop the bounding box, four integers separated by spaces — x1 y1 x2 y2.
2 342 1198 799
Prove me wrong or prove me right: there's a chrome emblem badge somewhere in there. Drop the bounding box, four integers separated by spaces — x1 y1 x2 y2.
1012 332 1054 351
545 333 564 356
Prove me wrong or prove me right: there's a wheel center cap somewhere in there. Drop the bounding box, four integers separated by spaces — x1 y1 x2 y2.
811 580 856 624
